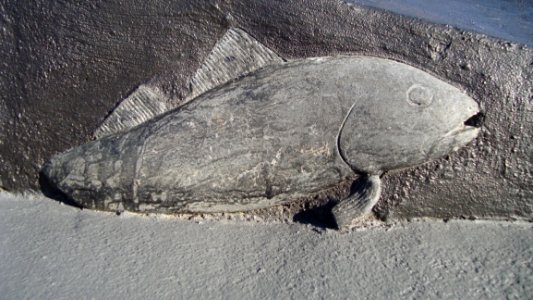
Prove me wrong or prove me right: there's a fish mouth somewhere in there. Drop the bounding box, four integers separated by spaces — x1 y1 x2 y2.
429 110 483 156
464 111 485 128
445 111 484 144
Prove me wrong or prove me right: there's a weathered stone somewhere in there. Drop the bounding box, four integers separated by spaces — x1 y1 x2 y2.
186 27 284 101
41 56 479 223
94 85 169 139
95 28 283 138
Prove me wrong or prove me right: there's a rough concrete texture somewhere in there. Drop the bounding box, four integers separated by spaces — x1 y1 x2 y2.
1 0 532 221
1 192 532 299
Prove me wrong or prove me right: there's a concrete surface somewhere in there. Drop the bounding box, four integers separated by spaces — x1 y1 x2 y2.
1 192 532 299
1 0 532 221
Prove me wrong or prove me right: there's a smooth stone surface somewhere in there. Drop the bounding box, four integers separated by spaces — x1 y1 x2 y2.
1 192 532 299
42 56 478 214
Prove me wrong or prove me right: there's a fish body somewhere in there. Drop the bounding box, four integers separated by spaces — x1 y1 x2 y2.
42 56 480 226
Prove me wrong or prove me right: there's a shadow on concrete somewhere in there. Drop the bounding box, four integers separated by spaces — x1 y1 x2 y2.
293 200 339 229
38 170 83 209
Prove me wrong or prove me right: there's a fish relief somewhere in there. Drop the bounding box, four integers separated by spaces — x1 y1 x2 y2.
41 28 481 228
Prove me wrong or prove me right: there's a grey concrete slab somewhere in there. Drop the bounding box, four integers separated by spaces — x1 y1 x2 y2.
1 192 532 299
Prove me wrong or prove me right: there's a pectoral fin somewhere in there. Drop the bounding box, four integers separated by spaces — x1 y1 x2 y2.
332 175 382 229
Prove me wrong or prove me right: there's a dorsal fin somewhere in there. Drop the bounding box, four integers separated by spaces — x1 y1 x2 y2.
186 27 283 101
94 85 168 139
94 27 283 138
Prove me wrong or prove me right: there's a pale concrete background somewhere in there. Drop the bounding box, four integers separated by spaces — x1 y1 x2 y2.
1 192 532 299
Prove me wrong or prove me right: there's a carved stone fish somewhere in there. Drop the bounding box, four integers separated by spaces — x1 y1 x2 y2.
41 56 480 228
94 28 283 139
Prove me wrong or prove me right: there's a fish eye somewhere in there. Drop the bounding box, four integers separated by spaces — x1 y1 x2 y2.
406 84 433 107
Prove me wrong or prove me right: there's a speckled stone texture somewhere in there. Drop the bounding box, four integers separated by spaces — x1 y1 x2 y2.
1 0 532 221
41 57 479 218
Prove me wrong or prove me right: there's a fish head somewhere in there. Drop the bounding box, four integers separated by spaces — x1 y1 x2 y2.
338 58 481 174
